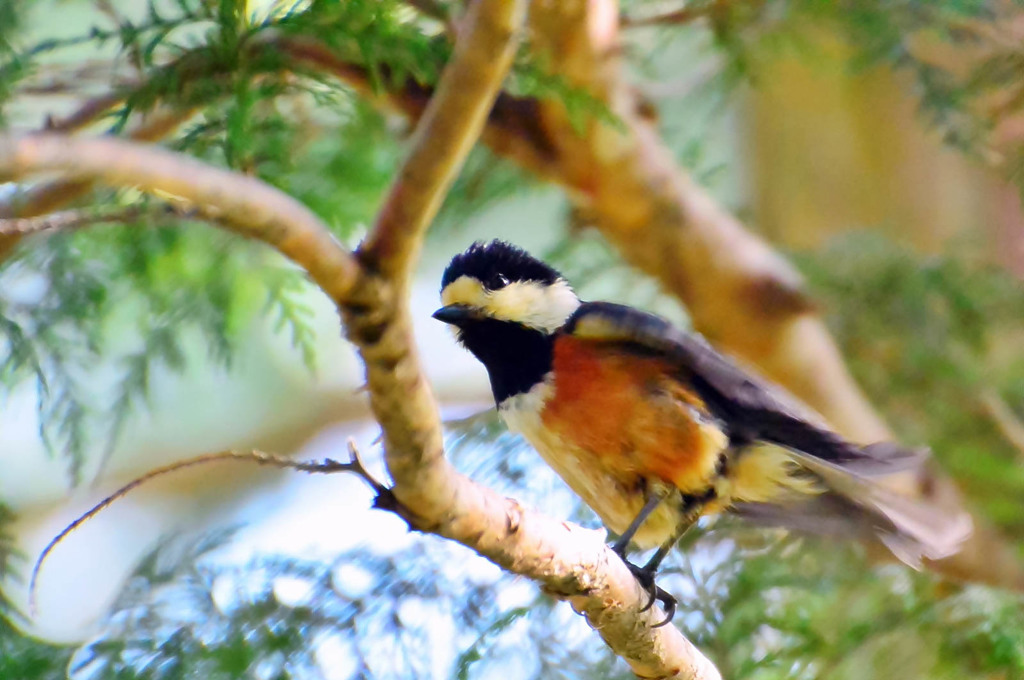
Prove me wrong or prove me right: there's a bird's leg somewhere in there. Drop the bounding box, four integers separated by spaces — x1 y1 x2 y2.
629 518 697 627
607 487 685 626
611 489 667 557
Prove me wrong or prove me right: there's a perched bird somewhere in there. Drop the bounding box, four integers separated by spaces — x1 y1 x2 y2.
434 240 971 620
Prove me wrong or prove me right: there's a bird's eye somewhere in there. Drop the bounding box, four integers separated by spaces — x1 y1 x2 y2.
489 274 510 290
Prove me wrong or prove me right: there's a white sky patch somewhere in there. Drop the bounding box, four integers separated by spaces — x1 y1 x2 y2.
331 563 376 600
315 634 361 680
272 575 317 608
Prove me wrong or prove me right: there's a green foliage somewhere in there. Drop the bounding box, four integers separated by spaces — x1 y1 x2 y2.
0 616 71 680
670 523 1024 680
642 0 1024 192
0 212 313 483
0 504 18 615
508 52 622 134
798 234 1024 541
0 502 72 679
833 0 1024 184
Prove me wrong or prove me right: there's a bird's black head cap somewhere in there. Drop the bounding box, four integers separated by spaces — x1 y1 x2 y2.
440 240 562 292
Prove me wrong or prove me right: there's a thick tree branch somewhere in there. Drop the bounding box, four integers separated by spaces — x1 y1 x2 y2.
359 0 524 281
344 0 528 507
343 0 721 675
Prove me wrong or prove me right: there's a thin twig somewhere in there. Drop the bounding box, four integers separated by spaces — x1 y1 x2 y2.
0 204 197 236
42 92 125 133
980 389 1024 461
29 445 387 614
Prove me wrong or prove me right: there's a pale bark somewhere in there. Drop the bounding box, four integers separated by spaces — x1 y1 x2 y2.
0 107 195 260
0 135 361 305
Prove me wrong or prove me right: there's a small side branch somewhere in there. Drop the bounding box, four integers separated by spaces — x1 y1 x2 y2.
28 445 385 615
0 204 197 236
981 390 1024 461
0 107 196 262
0 134 361 302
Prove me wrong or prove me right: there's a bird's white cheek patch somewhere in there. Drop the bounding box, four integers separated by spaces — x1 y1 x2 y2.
440 276 579 333
490 280 579 332
441 276 489 309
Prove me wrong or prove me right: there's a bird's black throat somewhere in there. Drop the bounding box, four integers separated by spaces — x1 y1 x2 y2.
454 317 554 404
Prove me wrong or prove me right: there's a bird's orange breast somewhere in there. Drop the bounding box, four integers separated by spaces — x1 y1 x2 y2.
540 336 727 495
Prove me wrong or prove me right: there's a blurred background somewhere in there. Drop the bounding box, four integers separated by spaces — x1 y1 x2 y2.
1 0 1024 678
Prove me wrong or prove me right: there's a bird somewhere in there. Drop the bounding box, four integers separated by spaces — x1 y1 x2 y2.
433 239 971 622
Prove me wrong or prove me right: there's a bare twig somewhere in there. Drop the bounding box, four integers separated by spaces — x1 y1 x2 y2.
28 447 383 615
42 92 125 133
0 134 361 302
0 204 197 236
981 389 1024 460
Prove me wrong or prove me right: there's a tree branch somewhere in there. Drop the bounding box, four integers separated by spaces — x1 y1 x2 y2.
0 204 198 236
0 106 195 262
342 0 721 675
358 0 524 281
0 134 361 303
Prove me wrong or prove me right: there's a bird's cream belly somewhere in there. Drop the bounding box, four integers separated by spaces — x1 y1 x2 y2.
500 383 683 549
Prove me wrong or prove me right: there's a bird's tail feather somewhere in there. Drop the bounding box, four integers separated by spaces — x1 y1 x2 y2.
734 446 972 567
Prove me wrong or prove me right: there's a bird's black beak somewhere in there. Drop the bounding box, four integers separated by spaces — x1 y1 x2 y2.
432 305 477 325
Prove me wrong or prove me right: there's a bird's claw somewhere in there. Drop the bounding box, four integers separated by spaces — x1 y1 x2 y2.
624 560 677 627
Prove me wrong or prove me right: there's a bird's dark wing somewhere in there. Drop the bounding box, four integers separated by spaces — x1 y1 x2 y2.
562 302 971 564
562 301 923 472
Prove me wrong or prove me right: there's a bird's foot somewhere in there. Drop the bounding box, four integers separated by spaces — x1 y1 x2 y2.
623 560 676 627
